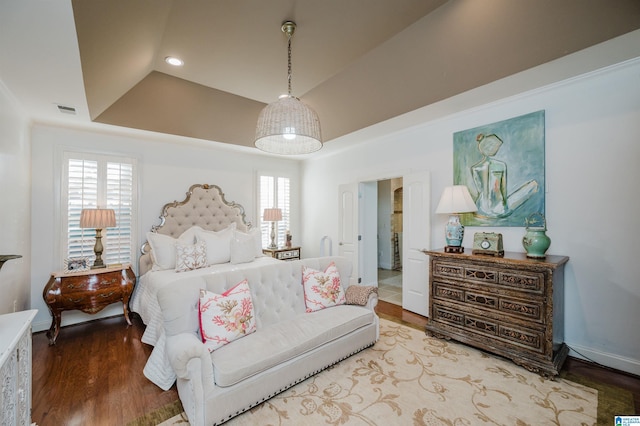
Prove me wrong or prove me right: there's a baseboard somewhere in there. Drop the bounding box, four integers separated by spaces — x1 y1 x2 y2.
567 342 640 377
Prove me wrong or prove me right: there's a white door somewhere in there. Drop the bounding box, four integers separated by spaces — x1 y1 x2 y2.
338 183 359 285
359 182 378 286
402 172 431 316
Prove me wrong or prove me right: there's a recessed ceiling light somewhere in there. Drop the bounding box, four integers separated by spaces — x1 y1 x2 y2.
164 56 184 66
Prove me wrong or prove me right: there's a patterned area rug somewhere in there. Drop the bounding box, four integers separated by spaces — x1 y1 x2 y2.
152 318 600 425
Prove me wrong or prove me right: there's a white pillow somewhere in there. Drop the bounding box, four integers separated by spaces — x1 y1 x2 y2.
233 228 264 258
230 231 256 264
147 226 205 271
175 240 207 272
195 223 236 265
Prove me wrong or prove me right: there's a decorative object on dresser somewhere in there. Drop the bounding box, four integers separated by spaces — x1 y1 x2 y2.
0 309 37 426
263 207 282 249
435 185 477 253
522 212 551 258
424 249 569 378
263 246 301 261
42 264 135 345
255 20 322 155
79 208 116 269
0 254 21 270
472 232 504 257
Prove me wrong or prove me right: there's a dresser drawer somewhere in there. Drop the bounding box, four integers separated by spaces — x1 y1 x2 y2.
432 303 544 353
433 282 544 322
432 260 545 295
276 248 300 260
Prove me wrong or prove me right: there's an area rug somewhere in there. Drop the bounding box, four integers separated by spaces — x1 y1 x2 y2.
141 317 615 425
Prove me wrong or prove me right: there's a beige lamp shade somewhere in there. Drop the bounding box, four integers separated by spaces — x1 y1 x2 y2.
255 96 322 155
435 186 477 214
263 208 283 222
80 208 116 229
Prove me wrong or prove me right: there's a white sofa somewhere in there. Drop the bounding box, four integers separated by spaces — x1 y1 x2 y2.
157 256 379 425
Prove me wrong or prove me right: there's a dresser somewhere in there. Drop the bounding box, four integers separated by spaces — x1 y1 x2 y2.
43 264 136 345
424 249 569 377
262 246 301 261
0 310 37 426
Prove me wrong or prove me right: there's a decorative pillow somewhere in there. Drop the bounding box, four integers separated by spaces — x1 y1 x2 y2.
345 285 378 306
146 226 204 271
302 262 346 313
198 280 257 352
175 240 207 272
195 224 236 265
230 231 256 264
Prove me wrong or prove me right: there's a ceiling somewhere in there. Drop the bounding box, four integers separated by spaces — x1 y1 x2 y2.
2 1 640 152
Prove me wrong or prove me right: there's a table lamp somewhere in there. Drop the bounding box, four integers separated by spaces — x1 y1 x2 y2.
263 208 282 249
80 208 116 268
435 186 477 253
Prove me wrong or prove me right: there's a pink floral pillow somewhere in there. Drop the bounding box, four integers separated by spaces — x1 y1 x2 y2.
198 280 256 352
302 262 346 312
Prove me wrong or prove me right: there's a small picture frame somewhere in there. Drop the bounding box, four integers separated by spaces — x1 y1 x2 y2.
64 257 90 273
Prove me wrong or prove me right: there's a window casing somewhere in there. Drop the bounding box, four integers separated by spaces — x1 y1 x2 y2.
259 175 290 248
62 152 137 268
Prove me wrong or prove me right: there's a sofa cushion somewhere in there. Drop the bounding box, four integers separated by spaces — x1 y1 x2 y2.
199 280 257 352
302 262 346 312
211 305 374 387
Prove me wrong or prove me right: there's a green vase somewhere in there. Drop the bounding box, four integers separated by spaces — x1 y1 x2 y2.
522 213 551 258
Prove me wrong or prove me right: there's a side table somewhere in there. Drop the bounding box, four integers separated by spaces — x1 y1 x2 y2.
42 264 136 345
262 246 301 261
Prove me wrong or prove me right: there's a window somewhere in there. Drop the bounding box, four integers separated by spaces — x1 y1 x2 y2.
62 152 137 267
259 175 290 248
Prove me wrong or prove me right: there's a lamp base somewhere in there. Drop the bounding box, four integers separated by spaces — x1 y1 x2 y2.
444 245 465 254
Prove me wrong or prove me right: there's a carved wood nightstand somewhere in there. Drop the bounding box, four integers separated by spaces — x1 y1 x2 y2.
42 264 136 345
262 247 301 261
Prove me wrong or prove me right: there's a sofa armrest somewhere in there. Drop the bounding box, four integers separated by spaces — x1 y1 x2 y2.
166 333 215 389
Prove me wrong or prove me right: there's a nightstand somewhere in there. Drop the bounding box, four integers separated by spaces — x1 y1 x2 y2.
42 264 136 345
262 246 301 261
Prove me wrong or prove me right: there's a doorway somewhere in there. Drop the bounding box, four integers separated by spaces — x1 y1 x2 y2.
338 171 430 316
377 178 403 306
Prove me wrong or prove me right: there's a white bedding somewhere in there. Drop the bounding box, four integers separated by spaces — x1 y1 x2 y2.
130 256 282 389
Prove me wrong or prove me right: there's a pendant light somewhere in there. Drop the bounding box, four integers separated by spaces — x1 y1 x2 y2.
255 21 322 155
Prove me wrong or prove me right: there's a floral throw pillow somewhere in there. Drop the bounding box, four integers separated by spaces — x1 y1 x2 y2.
198 280 256 352
175 240 207 273
302 262 346 313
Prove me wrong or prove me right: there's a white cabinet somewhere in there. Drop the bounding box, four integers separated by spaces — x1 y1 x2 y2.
0 310 37 426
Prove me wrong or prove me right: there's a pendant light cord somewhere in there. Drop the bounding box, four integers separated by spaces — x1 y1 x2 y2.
287 31 293 96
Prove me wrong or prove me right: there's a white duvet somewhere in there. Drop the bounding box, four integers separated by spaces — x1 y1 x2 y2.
130 256 281 390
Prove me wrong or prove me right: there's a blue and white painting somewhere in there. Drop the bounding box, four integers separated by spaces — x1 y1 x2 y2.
453 110 545 227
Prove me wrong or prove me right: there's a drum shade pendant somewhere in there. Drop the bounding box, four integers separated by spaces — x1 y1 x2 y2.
255 21 322 155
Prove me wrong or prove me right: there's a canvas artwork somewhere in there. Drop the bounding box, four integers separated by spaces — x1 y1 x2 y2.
454 110 545 227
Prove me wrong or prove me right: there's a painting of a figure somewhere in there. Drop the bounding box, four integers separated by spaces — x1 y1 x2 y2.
453 110 545 227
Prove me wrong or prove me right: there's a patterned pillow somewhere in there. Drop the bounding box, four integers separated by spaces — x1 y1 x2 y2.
302 262 346 313
198 280 257 352
345 285 378 306
175 240 207 273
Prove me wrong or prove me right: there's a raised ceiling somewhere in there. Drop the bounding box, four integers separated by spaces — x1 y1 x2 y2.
13 1 640 150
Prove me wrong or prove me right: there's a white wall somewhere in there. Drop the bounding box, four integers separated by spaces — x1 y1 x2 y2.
30 125 300 331
0 80 31 315
301 57 640 375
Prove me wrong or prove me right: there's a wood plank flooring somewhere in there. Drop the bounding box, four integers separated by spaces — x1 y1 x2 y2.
32 301 639 425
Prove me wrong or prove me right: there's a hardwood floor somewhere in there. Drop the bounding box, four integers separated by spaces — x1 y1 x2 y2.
32 301 638 425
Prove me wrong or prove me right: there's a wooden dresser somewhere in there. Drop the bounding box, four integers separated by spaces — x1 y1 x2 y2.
424 249 569 377
43 264 136 345
0 310 37 426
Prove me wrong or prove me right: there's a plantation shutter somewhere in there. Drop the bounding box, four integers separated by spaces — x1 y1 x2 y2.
63 153 137 267
259 175 290 248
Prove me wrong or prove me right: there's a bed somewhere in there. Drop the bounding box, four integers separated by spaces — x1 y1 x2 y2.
130 183 281 390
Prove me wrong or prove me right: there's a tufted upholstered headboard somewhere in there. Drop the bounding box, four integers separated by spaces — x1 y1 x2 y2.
139 184 252 276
